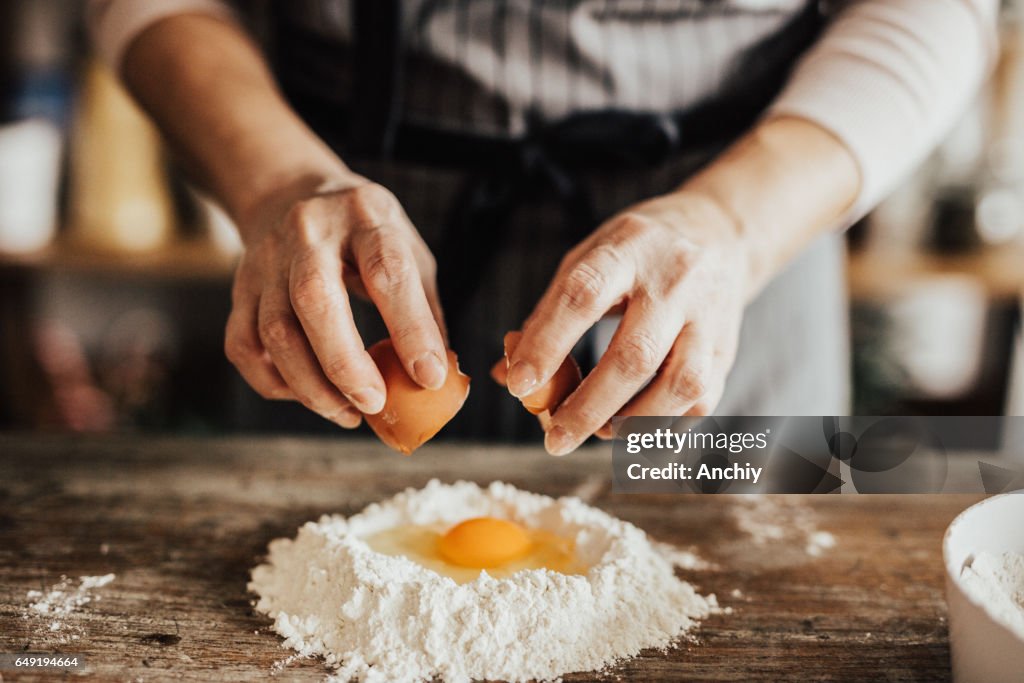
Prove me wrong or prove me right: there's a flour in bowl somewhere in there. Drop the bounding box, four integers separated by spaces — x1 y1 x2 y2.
960 550 1024 640
249 480 719 682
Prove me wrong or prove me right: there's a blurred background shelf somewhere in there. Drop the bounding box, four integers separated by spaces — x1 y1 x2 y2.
2 234 1020 298
0 235 236 281
847 243 1024 301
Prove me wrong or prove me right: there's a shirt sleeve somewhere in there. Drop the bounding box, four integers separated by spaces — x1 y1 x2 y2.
768 0 1000 221
86 0 237 74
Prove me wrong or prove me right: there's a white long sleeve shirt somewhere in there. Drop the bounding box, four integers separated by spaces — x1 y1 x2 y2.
87 0 999 218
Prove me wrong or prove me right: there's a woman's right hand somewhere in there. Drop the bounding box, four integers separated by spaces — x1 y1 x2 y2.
115 15 449 429
224 178 448 428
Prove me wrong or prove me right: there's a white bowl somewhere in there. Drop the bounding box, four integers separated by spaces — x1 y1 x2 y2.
943 493 1024 683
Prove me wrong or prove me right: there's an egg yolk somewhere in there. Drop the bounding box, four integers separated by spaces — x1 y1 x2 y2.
365 519 584 583
437 517 532 568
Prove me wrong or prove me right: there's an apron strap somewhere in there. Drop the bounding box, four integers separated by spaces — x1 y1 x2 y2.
348 0 404 158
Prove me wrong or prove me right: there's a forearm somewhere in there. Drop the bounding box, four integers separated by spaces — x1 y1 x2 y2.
769 0 998 217
672 115 860 298
120 13 357 238
672 0 997 299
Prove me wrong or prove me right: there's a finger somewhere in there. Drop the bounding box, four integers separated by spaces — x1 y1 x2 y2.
351 228 449 390
225 297 295 402
546 296 680 455
258 284 363 428
422 274 449 346
508 244 635 398
288 248 387 413
683 379 724 416
408 231 447 340
617 323 713 418
489 328 522 386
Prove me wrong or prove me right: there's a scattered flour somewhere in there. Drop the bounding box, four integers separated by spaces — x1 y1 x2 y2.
25 574 115 642
806 530 837 557
960 550 1024 640
249 480 719 683
730 495 836 557
271 653 307 675
651 541 716 571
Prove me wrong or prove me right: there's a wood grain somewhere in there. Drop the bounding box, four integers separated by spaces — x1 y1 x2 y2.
0 434 981 682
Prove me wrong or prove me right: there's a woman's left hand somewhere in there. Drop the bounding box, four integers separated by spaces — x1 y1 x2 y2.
505 190 750 456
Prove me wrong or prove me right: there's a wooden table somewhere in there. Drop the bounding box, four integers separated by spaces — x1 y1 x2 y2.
0 435 982 682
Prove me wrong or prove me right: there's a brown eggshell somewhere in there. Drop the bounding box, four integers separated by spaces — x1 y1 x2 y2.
363 339 470 454
490 357 508 385
522 355 582 415
501 331 582 415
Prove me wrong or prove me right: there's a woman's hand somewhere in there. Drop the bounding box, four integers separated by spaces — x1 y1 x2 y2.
224 178 448 428
507 117 860 455
118 15 450 428
506 191 749 455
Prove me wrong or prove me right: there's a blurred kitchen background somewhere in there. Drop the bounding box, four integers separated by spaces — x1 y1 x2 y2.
0 1 1022 437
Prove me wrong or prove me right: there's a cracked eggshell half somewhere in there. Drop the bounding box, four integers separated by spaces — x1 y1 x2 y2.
502 330 581 415
364 339 470 454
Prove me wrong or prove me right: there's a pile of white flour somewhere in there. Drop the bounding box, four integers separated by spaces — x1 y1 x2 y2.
249 480 719 682
960 550 1024 640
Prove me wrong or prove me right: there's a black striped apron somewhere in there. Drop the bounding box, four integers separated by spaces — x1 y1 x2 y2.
235 0 849 439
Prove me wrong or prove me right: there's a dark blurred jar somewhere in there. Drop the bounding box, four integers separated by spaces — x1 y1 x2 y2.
928 184 984 254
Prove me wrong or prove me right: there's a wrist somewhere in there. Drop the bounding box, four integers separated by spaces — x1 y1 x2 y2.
672 116 860 296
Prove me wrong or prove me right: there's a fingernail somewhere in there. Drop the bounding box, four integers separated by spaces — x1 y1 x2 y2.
413 351 447 390
335 407 362 429
545 426 575 456
350 388 385 414
507 361 538 398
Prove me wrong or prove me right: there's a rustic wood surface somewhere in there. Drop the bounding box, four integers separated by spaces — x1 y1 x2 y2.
0 434 983 682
